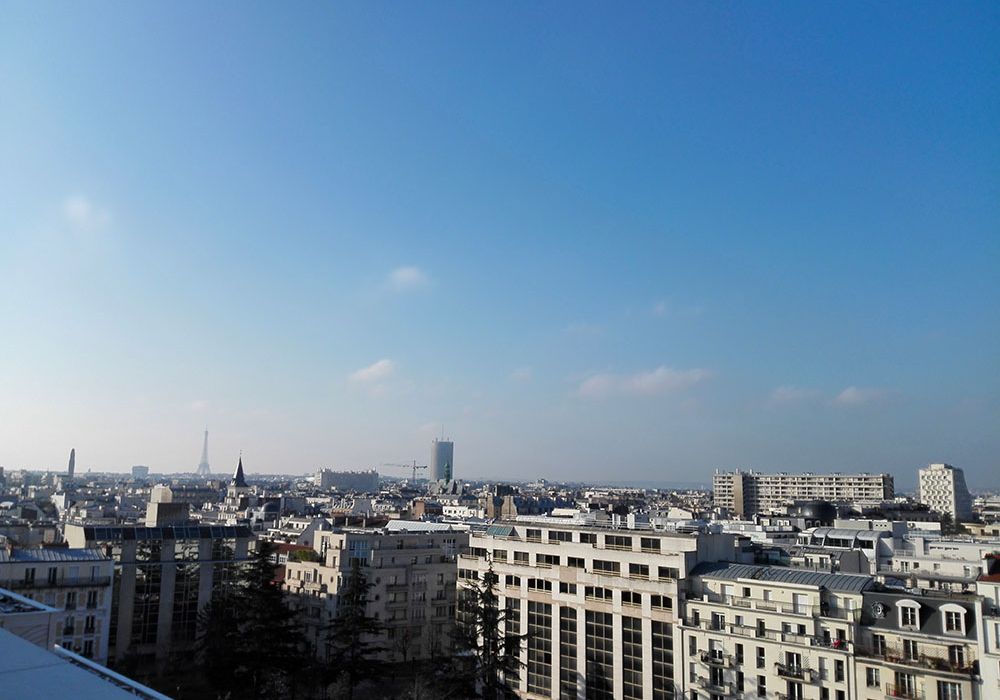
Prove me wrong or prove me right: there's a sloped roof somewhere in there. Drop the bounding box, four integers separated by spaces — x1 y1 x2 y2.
690 562 875 593
0 548 109 563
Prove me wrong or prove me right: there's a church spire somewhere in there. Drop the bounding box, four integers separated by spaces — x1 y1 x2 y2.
231 455 247 488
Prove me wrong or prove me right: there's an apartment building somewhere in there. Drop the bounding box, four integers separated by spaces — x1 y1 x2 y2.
855 588 981 700
283 520 468 662
919 464 973 522
64 521 253 667
0 548 114 662
682 563 870 700
713 471 894 517
459 520 753 699
975 571 1000 695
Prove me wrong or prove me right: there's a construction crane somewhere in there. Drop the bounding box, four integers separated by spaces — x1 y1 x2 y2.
381 461 429 482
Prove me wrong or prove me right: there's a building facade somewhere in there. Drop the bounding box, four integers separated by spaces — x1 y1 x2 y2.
64 522 252 667
919 464 973 522
459 521 753 699
283 521 468 662
0 548 113 663
432 439 454 482
713 471 895 517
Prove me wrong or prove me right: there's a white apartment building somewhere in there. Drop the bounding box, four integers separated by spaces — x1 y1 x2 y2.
459 521 753 699
283 520 468 662
919 464 973 522
975 571 1000 696
0 548 114 663
713 471 894 517
682 563 869 700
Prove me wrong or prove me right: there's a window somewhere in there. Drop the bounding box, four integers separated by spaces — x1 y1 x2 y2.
527 601 552 695
63 616 75 636
86 591 98 609
592 560 620 575
735 643 744 664
651 595 672 610
505 575 521 588
641 537 660 552
514 551 530 563
835 659 844 682
756 647 765 668
629 563 649 579
622 591 641 606
83 640 94 658
585 611 614 699
567 557 585 569
528 578 552 592
948 645 966 668
84 615 95 633
526 528 542 542
579 533 597 545
65 592 77 610
757 675 766 697
621 617 642 699
604 535 632 551
559 607 578 700
584 586 612 601
651 621 673 700
48 568 57 585
549 530 572 543
899 600 920 628
938 681 962 700
492 549 508 562
873 633 887 655
537 553 560 567
866 667 880 687
903 639 919 660
658 566 679 580
458 568 478 581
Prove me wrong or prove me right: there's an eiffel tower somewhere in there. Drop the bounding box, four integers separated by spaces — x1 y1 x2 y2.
196 429 211 476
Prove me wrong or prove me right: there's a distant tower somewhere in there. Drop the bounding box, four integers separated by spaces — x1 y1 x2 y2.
197 429 211 476
67 448 76 478
431 438 454 481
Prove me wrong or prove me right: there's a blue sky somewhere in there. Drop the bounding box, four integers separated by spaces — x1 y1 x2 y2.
1 3 997 487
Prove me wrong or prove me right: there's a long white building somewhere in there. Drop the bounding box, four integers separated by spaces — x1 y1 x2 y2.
713 470 894 517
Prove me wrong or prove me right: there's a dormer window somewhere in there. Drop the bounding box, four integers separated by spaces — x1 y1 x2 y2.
898 599 921 629
941 604 966 635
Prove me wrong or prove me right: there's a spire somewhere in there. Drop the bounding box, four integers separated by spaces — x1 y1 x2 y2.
231 455 247 488
197 429 211 476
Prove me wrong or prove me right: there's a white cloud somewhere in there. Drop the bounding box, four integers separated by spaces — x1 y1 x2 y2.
189 399 210 412
833 386 889 406
63 195 111 232
387 266 429 291
349 359 396 383
577 366 713 399
510 367 533 382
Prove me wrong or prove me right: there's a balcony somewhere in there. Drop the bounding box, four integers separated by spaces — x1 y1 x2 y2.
775 662 815 682
6 576 112 590
699 651 733 668
694 678 731 695
885 684 924 700
857 642 976 675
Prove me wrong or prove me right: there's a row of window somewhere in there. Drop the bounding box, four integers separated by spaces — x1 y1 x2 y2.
520 530 666 553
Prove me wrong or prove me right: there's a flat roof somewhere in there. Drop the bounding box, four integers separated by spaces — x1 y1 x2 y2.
0 629 171 700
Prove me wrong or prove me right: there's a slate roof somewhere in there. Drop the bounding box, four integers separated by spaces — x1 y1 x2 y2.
690 562 875 593
0 548 109 564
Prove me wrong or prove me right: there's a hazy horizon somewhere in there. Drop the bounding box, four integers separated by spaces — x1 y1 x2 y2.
2 5 997 486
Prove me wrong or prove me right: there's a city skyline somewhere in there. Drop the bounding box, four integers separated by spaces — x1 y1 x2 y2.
1 4 998 484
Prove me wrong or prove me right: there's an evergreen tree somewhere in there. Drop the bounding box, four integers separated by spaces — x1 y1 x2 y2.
322 558 385 698
197 540 303 698
455 561 523 700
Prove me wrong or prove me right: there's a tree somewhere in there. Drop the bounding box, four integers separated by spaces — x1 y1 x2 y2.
322 558 385 698
455 562 523 700
197 540 303 698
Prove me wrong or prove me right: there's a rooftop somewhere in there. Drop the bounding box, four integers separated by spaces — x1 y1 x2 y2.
691 562 876 593
0 548 109 564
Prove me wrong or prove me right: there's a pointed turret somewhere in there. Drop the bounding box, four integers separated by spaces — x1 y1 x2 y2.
231 456 247 488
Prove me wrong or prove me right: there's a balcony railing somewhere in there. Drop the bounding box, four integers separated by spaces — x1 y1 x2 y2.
696 592 861 620
5 576 112 590
694 678 731 695
857 642 976 675
885 683 924 700
775 662 815 682
700 651 733 667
